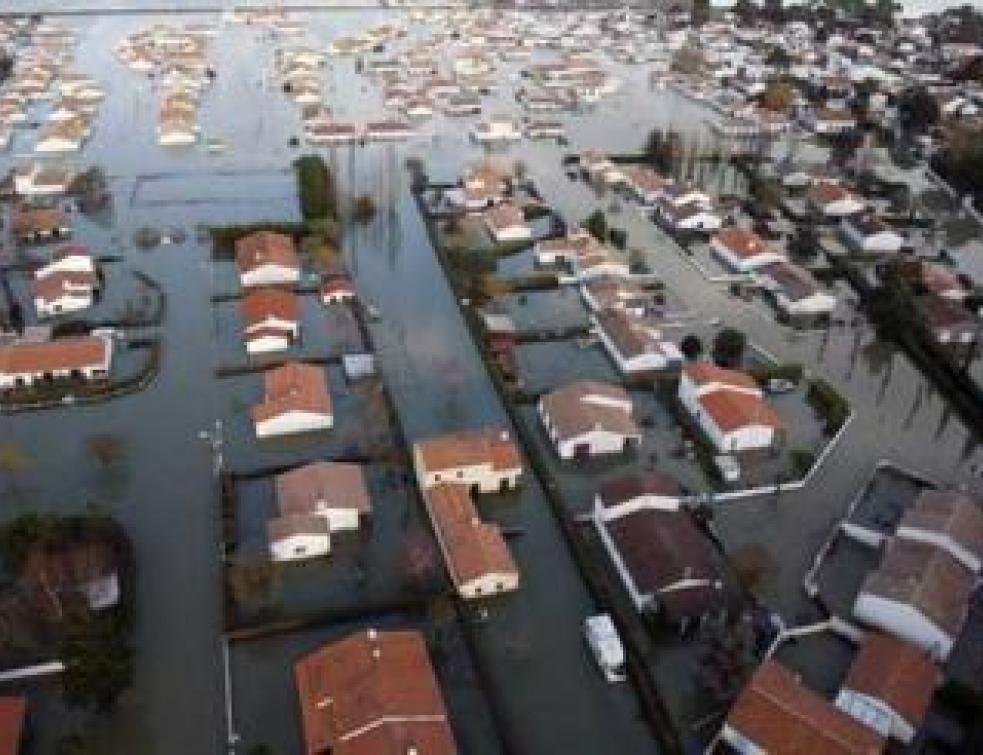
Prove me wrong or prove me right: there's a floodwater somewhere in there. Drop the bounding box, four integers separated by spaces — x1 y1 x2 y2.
3 8 983 755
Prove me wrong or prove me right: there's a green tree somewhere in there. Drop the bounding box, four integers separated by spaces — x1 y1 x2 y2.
583 210 607 242
60 611 134 712
293 155 337 220
681 334 703 360
897 87 940 136
712 328 747 368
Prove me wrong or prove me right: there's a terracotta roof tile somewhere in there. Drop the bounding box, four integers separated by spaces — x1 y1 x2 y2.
727 659 884 755
0 335 109 376
294 629 457 755
426 483 517 589
415 428 522 475
276 462 371 517
843 632 939 728
252 362 332 425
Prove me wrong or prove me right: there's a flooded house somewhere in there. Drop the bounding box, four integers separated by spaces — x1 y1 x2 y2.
481 201 530 244
593 484 730 631
294 629 458 755
0 333 113 390
580 277 656 316
834 632 940 746
31 248 100 318
275 461 372 534
319 277 356 305
363 119 414 142
678 363 782 454
592 308 683 376
471 116 522 144
538 380 641 460
808 181 867 218
841 214 906 254
424 483 519 600
267 515 330 562
304 118 359 146
240 289 300 354
413 427 523 493
758 260 838 321
721 659 884 755
234 231 300 288
251 361 333 439
11 206 71 244
13 163 74 197
710 226 785 273
34 116 90 153
853 536 975 662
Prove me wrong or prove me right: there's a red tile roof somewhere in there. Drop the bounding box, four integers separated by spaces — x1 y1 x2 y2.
252 362 332 425
0 335 109 376
713 227 769 259
843 632 939 728
240 288 300 328
426 483 517 589
727 659 884 755
276 462 371 516
415 428 522 475
860 537 974 639
234 231 299 274
0 697 25 755
699 389 782 432
682 363 759 391
294 629 457 755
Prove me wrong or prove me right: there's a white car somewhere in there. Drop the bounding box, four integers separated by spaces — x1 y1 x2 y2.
584 614 626 683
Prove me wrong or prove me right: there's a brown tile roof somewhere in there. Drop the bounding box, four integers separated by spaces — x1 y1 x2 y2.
682 363 759 391
320 277 355 298
294 629 457 755
728 659 884 755
810 181 853 205
240 288 300 328
540 380 639 442
51 243 91 261
267 513 329 543
595 308 666 360
415 428 522 475
713 227 770 259
235 231 299 275
426 483 517 588
698 389 782 432
598 473 680 507
843 632 939 728
0 335 109 376
31 270 99 302
860 537 974 638
900 489 983 564
483 201 526 232
11 206 69 236
0 697 26 755
252 362 332 425
604 509 724 612
276 462 371 517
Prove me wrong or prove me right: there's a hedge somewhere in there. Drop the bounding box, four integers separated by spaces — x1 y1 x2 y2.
807 379 850 435
294 154 337 221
